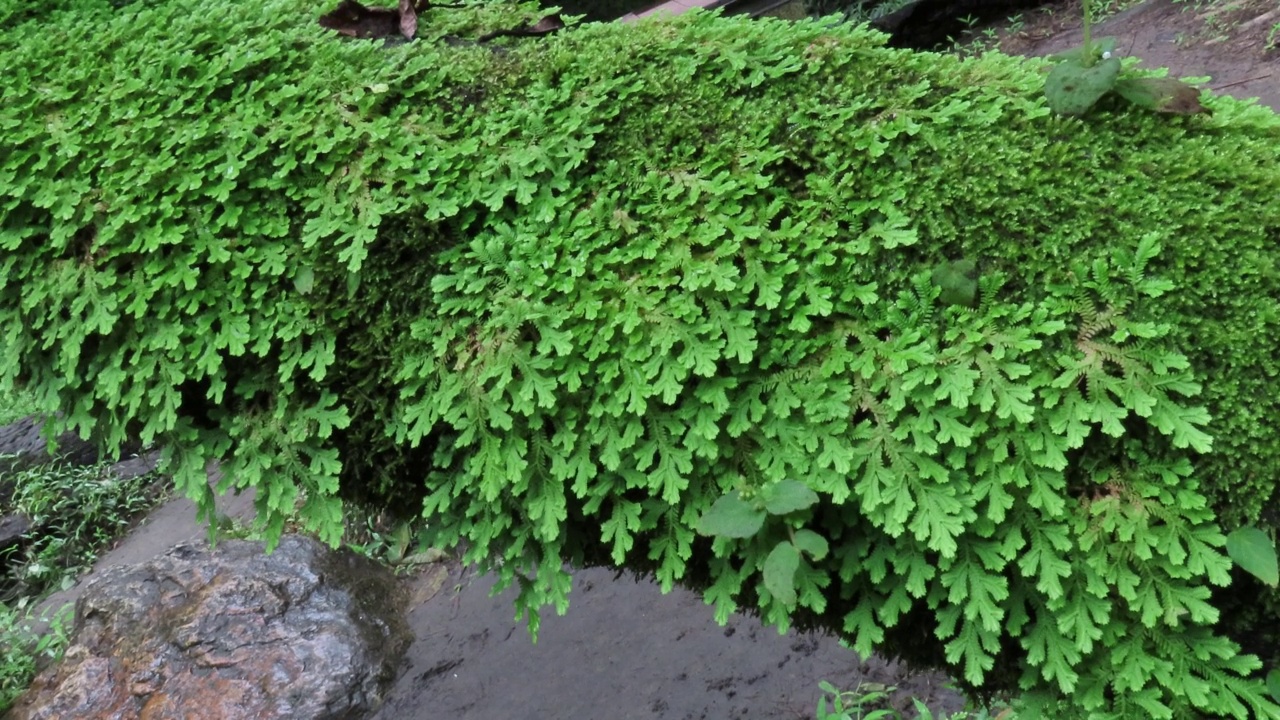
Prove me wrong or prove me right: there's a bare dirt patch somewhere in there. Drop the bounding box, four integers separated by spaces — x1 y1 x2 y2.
992 0 1280 109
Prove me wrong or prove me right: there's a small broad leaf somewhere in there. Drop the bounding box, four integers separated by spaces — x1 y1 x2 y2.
763 541 800 607
1045 57 1122 115
792 529 828 561
1268 669 1280 704
293 267 315 295
1113 77 1206 115
1226 526 1279 587
1048 37 1117 63
696 492 766 538
761 479 819 516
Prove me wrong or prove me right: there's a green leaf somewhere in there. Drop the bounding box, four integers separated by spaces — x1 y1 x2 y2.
910 698 935 720
761 479 819 516
1113 77 1206 115
1226 526 1279 587
763 540 800 607
1267 669 1280 704
1047 37 1117 63
1045 57 1122 115
792 529 829 560
935 367 979 409
695 492 766 538
1149 403 1213 453
600 501 643 563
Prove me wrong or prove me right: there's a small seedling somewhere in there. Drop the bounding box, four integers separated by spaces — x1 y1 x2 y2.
814 680 1017 720
3 459 167 601
696 479 825 610
815 681 898 720
0 600 72 712
1044 0 1207 115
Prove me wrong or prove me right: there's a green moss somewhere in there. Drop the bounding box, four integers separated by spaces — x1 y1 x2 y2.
0 389 41 427
3 3 1280 716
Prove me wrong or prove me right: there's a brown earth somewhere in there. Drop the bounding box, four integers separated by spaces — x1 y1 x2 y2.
990 0 1280 109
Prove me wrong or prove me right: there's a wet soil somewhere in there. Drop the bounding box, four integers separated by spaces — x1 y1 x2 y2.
372 563 962 719
989 0 1280 109
0 419 964 718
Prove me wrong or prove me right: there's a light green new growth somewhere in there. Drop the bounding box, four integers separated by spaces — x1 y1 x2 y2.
3 1 1280 717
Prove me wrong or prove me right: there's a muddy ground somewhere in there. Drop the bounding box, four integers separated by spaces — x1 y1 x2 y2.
994 0 1279 109
370 564 961 719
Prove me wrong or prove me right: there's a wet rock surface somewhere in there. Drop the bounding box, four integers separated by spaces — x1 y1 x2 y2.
6 535 412 720
0 415 99 481
0 513 30 558
371 564 965 720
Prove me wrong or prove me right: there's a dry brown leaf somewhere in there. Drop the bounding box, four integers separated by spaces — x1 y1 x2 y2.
398 0 417 40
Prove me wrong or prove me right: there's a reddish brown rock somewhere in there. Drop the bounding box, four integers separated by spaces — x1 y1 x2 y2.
7 535 411 720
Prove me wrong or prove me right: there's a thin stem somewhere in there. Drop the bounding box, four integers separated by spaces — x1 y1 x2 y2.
1082 0 1094 65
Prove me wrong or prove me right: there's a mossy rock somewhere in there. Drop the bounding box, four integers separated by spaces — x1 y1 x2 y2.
4 2 1280 716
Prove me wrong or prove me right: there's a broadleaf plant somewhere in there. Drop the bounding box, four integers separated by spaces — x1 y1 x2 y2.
764 541 801 607
1045 56 1122 115
1227 526 1279 587
698 478 825 613
696 492 767 538
1044 0 1206 115
761 478 820 515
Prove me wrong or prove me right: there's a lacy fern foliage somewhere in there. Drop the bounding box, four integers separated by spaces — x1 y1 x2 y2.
4 2 1280 717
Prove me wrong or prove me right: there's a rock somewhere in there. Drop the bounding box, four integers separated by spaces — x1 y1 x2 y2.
0 512 30 550
0 512 32 587
0 512 31 563
104 450 164 483
0 415 100 487
0 415 149 488
7 535 412 720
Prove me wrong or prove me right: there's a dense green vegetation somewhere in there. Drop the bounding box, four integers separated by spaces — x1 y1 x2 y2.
3 0 1280 716
0 454 160 712
0 597 70 714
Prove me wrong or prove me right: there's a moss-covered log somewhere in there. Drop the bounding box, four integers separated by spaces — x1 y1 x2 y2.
4 2 1280 715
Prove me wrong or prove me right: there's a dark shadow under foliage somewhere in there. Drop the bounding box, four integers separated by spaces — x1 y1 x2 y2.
803 0 1051 48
